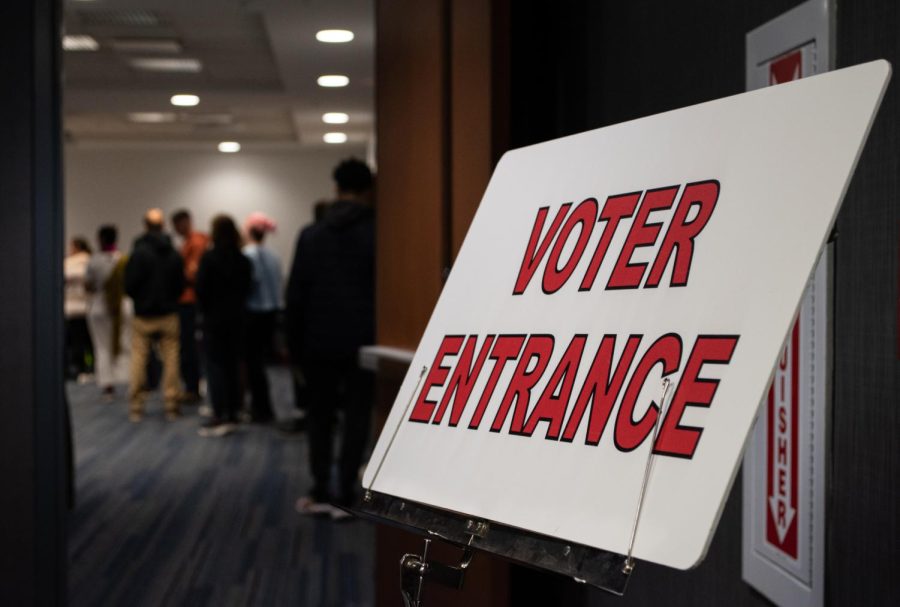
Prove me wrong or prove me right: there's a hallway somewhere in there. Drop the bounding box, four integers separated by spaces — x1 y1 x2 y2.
66 371 374 607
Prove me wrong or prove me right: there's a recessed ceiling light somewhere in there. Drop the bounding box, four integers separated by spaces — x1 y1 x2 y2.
317 75 349 88
130 57 202 73
170 94 199 107
127 112 176 124
322 112 349 124
218 141 241 153
316 29 354 43
323 132 348 144
63 35 99 52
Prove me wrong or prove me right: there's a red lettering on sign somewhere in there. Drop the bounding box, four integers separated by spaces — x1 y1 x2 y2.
579 193 641 291
523 334 587 439
409 335 465 423
607 187 679 290
410 332 740 459
432 334 496 426
645 181 721 288
561 335 641 445
614 333 682 451
765 321 799 558
542 199 598 293
654 335 739 458
513 179 721 294
468 335 526 429
491 335 555 434
513 204 572 294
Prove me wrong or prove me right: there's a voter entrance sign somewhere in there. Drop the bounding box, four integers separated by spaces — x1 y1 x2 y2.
361 61 889 585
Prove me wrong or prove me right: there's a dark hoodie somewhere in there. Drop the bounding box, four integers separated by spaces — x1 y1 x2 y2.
125 232 185 317
286 199 375 361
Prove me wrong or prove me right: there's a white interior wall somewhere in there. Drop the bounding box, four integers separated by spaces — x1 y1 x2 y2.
65 144 367 272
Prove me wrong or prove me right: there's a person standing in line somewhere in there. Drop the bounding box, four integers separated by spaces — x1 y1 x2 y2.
171 209 209 404
124 209 184 422
85 225 131 400
242 212 283 423
196 215 252 437
278 199 333 435
64 237 94 381
287 158 375 517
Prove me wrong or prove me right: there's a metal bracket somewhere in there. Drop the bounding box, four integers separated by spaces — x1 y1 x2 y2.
400 537 477 607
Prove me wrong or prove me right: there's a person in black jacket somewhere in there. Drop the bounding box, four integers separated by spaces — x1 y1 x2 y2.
124 208 185 422
195 214 252 437
287 158 375 516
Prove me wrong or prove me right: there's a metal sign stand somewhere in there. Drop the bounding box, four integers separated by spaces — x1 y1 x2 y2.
352 367 677 603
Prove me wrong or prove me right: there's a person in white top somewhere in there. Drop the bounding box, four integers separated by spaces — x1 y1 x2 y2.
242 212 283 422
85 225 132 399
64 237 93 381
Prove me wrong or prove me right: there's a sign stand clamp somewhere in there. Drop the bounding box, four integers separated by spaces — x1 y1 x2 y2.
397 519 487 607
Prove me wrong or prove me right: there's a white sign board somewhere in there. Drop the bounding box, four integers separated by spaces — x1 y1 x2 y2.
363 61 889 570
743 1 831 604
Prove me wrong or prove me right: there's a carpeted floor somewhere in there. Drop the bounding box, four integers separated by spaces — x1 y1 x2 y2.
66 368 374 607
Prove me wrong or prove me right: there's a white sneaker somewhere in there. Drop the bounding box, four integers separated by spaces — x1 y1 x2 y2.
330 506 353 522
197 421 236 437
295 496 334 517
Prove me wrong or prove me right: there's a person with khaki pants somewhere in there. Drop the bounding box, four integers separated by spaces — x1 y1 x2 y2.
129 314 181 419
125 209 186 421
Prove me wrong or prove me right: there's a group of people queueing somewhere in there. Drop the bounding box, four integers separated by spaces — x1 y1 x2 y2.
64 206 284 433
65 158 377 513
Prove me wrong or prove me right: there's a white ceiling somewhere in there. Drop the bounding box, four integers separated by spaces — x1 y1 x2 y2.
63 0 374 149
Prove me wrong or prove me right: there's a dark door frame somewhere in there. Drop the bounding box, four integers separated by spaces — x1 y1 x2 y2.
0 0 67 604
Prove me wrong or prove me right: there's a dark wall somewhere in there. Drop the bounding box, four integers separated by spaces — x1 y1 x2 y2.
830 2 900 604
0 0 66 604
508 0 899 604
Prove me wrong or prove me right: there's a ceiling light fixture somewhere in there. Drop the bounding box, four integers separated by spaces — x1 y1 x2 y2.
323 132 348 144
130 57 202 73
317 75 349 88
322 112 349 124
316 29 354 43
170 94 200 107
63 35 99 51
218 142 241 153
127 112 177 124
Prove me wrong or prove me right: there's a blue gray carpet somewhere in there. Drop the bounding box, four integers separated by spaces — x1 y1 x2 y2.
66 368 374 607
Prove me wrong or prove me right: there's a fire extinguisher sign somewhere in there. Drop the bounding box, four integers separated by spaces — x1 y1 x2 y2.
765 322 799 558
742 2 834 606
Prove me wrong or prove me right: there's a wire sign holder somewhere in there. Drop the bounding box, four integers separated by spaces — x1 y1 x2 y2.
350 62 888 606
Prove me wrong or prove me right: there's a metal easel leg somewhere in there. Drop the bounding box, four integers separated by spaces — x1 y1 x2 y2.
622 378 674 575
